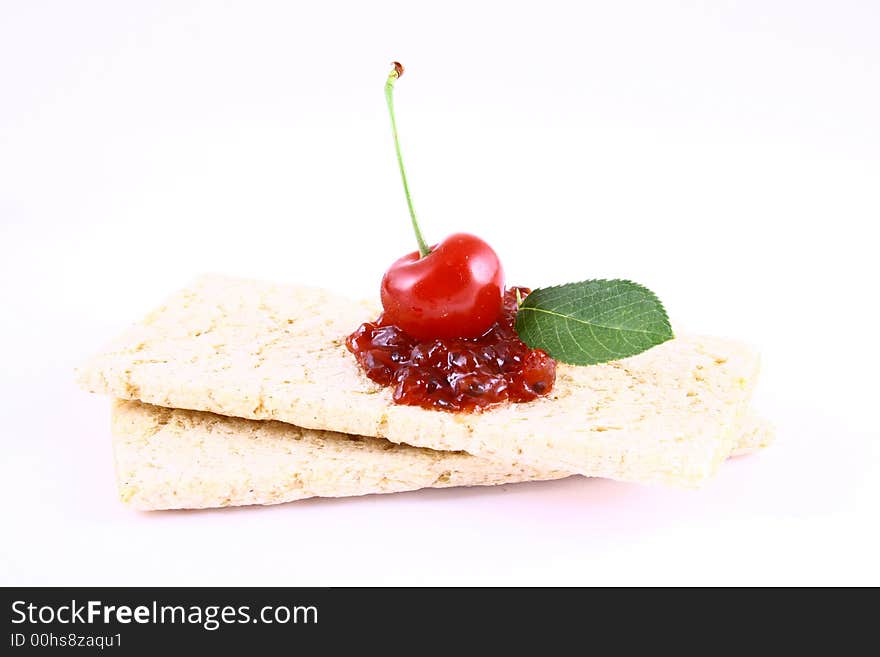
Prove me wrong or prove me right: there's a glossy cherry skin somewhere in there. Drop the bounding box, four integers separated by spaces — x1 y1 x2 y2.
380 232 504 340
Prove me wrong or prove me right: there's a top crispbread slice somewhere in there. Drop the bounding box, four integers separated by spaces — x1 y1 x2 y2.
78 275 762 487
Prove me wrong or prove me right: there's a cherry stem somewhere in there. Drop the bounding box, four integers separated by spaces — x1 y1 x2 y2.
385 62 431 258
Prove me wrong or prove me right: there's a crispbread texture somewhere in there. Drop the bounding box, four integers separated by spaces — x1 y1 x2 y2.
729 414 775 457
112 400 774 510
79 275 762 487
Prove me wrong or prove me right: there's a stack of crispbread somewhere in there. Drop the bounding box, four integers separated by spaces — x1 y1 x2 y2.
77 275 773 510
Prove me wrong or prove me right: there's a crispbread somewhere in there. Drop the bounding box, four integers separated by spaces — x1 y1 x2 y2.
729 414 775 457
112 399 773 510
79 275 763 486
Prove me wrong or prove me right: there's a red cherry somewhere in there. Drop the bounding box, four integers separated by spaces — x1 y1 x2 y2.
381 232 504 340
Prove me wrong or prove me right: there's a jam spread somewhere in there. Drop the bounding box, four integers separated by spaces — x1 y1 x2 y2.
346 287 556 412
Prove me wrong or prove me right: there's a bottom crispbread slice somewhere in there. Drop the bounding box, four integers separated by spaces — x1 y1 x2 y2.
729 414 775 457
111 399 774 511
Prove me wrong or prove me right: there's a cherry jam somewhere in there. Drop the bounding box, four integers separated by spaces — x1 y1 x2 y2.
346 287 556 412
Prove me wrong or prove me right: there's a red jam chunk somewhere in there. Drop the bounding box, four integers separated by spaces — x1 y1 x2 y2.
346 287 556 412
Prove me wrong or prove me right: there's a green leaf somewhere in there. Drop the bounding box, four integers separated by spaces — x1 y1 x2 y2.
515 280 673 366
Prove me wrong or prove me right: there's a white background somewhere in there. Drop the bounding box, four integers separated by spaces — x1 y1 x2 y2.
1 1 878 586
